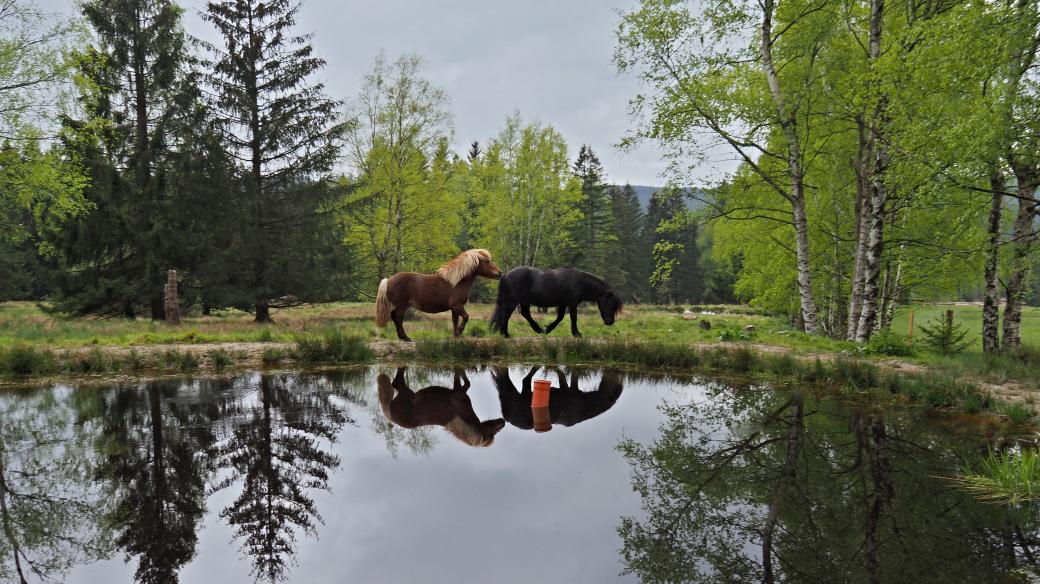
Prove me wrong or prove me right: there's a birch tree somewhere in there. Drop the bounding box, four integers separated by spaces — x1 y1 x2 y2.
473 113 582 269
616 0 827 333
342 52 457 282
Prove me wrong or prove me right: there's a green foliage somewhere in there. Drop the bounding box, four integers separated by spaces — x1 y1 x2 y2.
955 450 1040 504
202 0 351 320
866 329 915 357
342 53 457 285
471 113 583 268
570 145 616 275
0 344 56 375
921 314 971 355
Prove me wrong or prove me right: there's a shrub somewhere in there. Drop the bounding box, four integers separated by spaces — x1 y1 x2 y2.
0 345 56 376
865 329 914 357
208 349 234 370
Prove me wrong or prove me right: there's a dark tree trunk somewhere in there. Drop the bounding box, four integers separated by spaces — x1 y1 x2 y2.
1001 171 1037 350
982 170 1005 353
255 302 272 323
150 295 165 321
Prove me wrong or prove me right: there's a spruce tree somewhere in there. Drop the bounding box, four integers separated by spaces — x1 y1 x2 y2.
202 0 348 322
571 145 614 274
606 183 646 301
51 0 190 318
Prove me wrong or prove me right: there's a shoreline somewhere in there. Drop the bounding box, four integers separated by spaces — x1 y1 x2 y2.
1 336 1035 426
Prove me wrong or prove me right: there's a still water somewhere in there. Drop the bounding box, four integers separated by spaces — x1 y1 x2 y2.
0 366 1036 583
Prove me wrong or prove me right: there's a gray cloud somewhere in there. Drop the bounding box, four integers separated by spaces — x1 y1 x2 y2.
43 0 678 185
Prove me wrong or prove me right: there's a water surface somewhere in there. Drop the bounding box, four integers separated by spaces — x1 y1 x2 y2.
0 366 1035 583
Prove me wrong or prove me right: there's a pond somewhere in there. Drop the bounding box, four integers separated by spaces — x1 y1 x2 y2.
0 365 1036 583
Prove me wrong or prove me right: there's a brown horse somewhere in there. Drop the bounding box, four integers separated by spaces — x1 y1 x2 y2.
377 367 506 448
375 249 502 341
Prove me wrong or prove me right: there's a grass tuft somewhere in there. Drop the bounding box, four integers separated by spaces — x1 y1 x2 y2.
954 449 1040 504
208 349 234 370
293 329 373 363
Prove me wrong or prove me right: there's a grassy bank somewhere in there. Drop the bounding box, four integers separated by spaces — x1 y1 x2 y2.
2 300 1038 393
413 337 1032 423
0 329 374 379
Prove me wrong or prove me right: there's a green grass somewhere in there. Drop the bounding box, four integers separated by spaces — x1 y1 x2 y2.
414 336 1020 421
293 329 373 364
892 304 1040 351
954 449 1040 504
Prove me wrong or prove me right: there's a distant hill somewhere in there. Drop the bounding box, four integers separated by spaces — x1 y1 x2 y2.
627 185 661 208
615 185 706 210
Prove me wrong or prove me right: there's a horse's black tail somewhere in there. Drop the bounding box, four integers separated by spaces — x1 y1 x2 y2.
490 277 515 334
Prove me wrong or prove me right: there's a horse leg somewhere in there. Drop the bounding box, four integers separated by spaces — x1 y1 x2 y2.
456 307 470 336
519 304 544 334
569 304 581 337
391 307 411 342
453 367 471 392
544 306 566 334
452 311 460 336
392 367 413 395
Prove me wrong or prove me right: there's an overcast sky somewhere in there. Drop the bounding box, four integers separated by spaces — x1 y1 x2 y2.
41 0 704 186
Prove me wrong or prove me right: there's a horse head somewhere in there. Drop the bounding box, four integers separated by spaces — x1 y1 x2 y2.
598 289 623 325
474 249 502 280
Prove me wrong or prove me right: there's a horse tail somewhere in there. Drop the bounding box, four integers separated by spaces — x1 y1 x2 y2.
490 276 514 333
376 373 395 420
375 278 391 327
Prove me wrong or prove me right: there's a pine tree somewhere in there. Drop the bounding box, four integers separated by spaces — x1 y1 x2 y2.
467 140 481 163
202 0 349 322
606 183 646 300
50 0 190 318
571 145 614 274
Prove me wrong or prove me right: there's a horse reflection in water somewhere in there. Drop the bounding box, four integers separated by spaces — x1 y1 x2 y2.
378 367 506 447
492 366 624 430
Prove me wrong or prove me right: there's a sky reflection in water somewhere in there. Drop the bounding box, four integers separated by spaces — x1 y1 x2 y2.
0 366 1035 583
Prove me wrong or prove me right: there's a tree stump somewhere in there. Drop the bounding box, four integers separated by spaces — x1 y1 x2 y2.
165 270 180 325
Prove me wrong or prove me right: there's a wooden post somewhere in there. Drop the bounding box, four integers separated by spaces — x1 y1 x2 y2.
945 309 954 337
165 270 180 325
907 309 915 345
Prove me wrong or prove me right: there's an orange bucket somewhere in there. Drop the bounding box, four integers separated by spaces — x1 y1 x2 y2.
532 406 552 432
532 378 551 408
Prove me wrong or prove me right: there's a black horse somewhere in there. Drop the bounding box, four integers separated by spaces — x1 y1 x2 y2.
491 366 624 430
489 267 622 337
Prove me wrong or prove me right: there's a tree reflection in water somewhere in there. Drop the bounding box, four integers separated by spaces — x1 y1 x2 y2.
91 380 220 584
618 384 1040 583
0 388 112 583
215 373 361 582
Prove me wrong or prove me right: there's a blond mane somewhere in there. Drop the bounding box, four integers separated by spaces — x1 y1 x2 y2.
444 416 492 447
436 249 491 287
